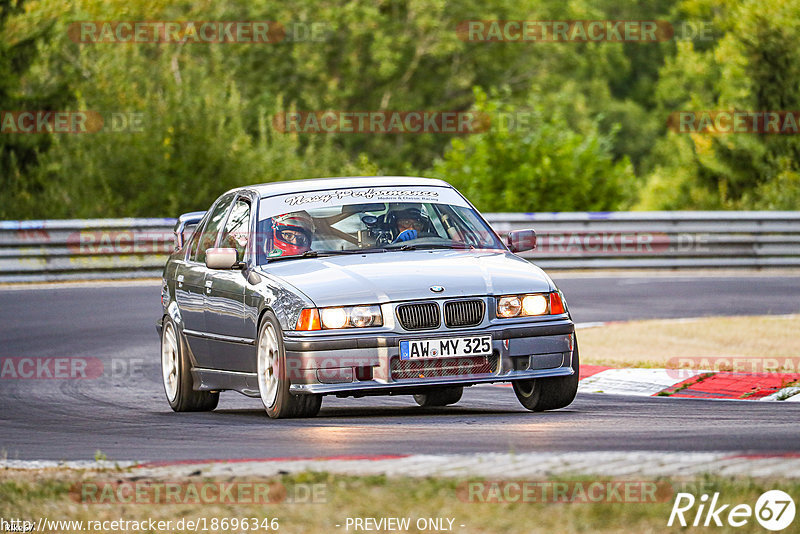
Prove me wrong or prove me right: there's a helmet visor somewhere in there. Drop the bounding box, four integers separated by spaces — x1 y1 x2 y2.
276 226 312 248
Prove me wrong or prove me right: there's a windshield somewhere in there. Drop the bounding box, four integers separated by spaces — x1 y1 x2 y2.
254 187 504 263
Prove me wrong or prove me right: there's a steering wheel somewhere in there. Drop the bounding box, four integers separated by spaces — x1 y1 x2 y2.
391 230 438 244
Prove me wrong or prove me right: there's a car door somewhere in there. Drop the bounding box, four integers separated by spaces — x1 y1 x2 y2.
179 193 234 368
205 196 253 372
173 213 209 366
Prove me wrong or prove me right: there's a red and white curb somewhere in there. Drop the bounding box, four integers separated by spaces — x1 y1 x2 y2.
579 367 704 397
577 365 800 401
573 319 800 401
4 452 800 478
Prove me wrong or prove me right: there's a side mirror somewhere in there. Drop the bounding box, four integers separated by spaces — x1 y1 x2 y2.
507 229 536 253
205 248 240 269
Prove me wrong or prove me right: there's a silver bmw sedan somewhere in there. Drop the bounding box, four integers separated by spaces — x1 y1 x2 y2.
158 177 578 418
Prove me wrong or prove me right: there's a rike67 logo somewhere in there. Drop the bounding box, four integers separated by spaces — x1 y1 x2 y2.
668 490 795 531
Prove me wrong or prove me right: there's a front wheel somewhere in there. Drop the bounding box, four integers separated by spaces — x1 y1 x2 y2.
257 311 321 419
513 341 580 412
161 317 219 412
413 386 463 407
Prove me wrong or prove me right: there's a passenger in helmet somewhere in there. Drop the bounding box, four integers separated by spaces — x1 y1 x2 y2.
269 211 314 257
389 205 429 243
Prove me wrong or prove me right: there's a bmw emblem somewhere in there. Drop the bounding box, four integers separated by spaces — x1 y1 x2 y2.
430 285 444 293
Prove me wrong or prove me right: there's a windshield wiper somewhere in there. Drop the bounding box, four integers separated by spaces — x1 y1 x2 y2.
265 250 321 262
324 248 390 254
388 243 475 251
266 249 389 262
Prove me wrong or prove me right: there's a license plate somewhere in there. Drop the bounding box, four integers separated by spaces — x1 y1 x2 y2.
399 335 492 360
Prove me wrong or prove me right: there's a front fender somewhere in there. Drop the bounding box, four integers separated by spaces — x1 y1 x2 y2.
157 267 184 337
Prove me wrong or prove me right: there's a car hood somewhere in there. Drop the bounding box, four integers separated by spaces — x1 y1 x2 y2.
259 250 554 307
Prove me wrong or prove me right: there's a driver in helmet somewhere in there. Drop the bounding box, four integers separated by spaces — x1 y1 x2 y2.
390 205 428 243
269 211 314 257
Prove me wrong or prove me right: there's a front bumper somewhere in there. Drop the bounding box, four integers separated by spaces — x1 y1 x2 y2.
284 318 575 395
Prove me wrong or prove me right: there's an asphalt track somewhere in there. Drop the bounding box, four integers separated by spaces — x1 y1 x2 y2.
1 274 799 461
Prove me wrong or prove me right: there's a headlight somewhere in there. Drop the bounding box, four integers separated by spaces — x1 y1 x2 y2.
350 305 378 328
497 296 522 318
298 305 383 330
522 294 548 315
320 307 348 329
496 292 565 318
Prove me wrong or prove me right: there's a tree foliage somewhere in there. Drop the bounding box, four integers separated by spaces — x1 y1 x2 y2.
1 0 798 218
638 0 800 209
430 89 635 212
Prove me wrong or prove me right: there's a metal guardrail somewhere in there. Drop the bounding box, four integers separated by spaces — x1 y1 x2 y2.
489 211 800 270
1 212 799 282
0 218 175 282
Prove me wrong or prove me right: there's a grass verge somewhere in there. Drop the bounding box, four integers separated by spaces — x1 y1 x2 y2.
1 470 798 533
578 314 800 369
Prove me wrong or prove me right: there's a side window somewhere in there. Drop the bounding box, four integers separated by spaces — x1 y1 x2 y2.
219 199 251 262
193 195 234 264
255 217 273 265
186 223 203 260
185 214 209 261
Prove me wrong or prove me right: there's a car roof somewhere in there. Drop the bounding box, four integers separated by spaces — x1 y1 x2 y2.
231 176 452 198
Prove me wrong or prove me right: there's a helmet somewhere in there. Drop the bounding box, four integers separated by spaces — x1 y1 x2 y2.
271 211 314 256
386 204 430 235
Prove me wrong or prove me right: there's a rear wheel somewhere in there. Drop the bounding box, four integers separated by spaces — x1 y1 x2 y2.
257 311 321 419
513 341 580 412
161 317 219 412
414 386 463 407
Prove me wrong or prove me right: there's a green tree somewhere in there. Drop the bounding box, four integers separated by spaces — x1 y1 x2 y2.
639 0 800 209
5 0 377 218
0 0 75 218
428 89 636 212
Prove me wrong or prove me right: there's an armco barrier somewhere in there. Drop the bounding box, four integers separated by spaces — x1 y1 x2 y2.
490 211 800 269
0 218 175 282
0 212 798 282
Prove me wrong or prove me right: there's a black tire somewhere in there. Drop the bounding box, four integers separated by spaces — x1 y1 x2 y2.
413 386 463 407
161 317 219 412
512 341 580 412
257 311 322 419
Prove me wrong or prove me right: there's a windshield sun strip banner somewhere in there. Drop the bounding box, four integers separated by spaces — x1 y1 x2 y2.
257 186 469 221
